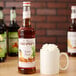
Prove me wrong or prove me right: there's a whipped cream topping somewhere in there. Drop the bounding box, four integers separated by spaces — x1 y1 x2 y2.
40 44 60 52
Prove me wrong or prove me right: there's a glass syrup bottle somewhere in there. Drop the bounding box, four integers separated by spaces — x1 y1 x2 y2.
0 7 7 62
68 6 76 56
8 7 20 56
18 2 36 74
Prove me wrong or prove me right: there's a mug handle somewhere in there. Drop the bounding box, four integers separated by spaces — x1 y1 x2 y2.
59 52 69 71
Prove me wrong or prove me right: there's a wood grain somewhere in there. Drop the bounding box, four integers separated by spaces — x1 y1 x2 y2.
0 53 76 76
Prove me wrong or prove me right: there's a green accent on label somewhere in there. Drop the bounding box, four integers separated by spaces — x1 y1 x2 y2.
0 33 6 57
4 32 6 38
8 32 18 38
4 32 7 53
0 34 4 42
8 32 18 53
32 45 35 58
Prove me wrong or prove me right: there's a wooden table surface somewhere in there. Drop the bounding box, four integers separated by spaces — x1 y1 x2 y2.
0 52 76 76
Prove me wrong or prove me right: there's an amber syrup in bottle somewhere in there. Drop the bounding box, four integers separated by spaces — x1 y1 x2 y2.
68 6 76 57
18 2 36 74
8 7 19 56
0 7 7 62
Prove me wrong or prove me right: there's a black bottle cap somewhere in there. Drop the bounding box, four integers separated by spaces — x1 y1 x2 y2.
0 7 3 10
11 7 16 9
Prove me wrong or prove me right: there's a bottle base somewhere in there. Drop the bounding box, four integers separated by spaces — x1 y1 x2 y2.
18 67 36 74
68 53 76 57
8 53 18 57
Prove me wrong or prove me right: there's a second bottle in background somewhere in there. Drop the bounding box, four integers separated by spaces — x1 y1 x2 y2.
7 7 20 57
0 7 7 62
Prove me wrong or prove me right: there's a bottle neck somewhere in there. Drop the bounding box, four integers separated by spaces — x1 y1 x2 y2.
23 6 31 27
10 20 16 24
0 19 4 24
71 7 76 24
72 19 76 24
0 10 4 24
23 18 31 27
10 9 16 24
0 10 3 20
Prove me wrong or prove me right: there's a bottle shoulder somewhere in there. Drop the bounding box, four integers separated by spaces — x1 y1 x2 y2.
18 26 35 32
8 21 19 27
18 26 35 38
68 23 76 31
0 24 4 33
0 24 4 29
8 23 20 32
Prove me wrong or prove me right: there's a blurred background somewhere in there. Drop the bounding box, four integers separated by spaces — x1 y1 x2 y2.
0 0 76 52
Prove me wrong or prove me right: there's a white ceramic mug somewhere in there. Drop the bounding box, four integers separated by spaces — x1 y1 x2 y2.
40 44 69 75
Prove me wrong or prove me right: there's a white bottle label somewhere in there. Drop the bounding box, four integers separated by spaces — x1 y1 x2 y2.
18 38 35 68
68 32 76 53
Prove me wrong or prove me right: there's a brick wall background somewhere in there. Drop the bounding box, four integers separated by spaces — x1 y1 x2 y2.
0 0 76 52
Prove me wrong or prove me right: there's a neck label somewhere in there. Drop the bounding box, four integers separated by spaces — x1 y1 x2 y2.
10 10 16 21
